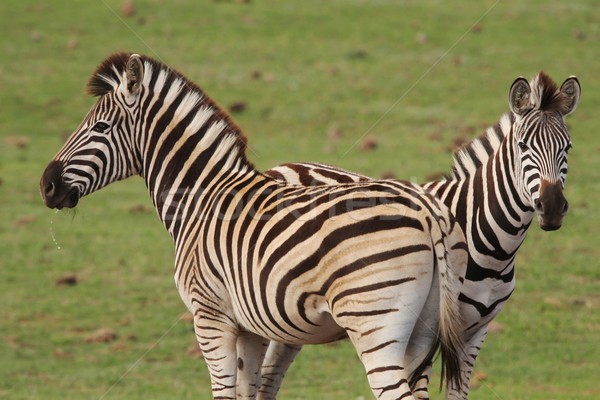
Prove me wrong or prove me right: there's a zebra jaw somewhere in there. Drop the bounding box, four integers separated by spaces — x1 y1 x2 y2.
40 160 80 210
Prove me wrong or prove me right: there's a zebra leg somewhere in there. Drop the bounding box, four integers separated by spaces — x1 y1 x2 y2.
446 325 488 400
411 363 432 400
193 312 239 399
404 269 440 400
257 341 302 400
236 331 269 399
333 284 430 400
404 322 436 400
344 325 416 400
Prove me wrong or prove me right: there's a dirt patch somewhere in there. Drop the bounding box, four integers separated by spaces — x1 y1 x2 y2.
128 204 152 214
84 328 117 343
13 215 37 227
4 136 30 149
360 137 378 152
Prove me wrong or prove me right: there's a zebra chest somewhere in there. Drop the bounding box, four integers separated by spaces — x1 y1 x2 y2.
459 261 516 334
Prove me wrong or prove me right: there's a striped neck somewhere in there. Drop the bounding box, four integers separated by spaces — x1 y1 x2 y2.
425 113 534 270
133 61 260 239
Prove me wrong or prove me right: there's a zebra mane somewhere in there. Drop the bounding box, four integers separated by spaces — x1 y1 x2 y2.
529 71 566 113
86 53 130 97
86 52 250 159
449 114 511 179
449 71 563 179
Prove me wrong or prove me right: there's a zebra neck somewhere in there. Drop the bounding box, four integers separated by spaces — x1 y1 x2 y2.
426 142 534 271
139 104 260 240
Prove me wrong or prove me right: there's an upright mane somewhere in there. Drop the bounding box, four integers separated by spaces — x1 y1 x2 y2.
86 52 130 97
450 114 511 179
529 71 566 113
449 71 563 179
85 52 250 157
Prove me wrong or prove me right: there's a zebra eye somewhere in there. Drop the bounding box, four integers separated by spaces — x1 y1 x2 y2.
518 141 528 151
91 121 110 133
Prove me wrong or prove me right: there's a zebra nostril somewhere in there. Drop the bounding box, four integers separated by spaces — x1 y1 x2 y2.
563 201 569 214
534 200 543 213
44 182 56 198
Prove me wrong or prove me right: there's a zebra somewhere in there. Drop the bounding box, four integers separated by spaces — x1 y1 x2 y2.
261 72 581 399
39 53 469 400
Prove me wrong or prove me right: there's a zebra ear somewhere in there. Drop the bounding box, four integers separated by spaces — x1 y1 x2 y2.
559 76 580 116
509 77 532 116
125 54 144 96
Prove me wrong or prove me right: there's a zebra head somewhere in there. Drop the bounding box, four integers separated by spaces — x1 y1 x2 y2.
508 72 580 231
41 53 145 209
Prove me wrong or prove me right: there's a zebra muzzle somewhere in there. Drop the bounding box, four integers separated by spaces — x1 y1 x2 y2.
535 180 568 231
40 160 80 209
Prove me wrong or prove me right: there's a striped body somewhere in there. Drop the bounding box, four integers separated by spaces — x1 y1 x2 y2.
264 72 580 399
40 53 468 400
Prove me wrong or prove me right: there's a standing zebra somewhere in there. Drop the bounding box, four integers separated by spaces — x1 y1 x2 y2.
262 72 581 399
40 53 469 400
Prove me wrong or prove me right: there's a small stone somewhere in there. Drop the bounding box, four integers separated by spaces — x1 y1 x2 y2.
327 126 343 143
487 321 504 334
180 313 194 323
360 137 378 152
111 342 127 352
121 0 135 17
30 31 43 42
128 204 152 213
416 33 428 44
572 298 591 308
55 273 78 287
126 334 138 342
66 38 78 50
573 30 586 40
53 348 70 358
228 101 247 114
543 297 563 308
474 371 488 381
381 170 396 180
469 370 489 389
347 49 368 60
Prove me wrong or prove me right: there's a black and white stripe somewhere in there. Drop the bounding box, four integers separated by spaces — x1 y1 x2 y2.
40 53 469 400
265 72 580 399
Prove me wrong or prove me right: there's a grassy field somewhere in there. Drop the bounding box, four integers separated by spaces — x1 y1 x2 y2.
1 1 599 399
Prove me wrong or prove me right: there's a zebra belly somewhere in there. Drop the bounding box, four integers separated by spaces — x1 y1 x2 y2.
230 289 346 345
249 237 433 345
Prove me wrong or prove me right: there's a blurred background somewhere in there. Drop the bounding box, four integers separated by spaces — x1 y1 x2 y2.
1 1 598 399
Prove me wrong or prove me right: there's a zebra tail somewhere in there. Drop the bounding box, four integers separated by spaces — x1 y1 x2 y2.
437 214 465 392
410 213 465 392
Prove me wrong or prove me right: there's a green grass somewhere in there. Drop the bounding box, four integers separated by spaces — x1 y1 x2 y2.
1 0 599 399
